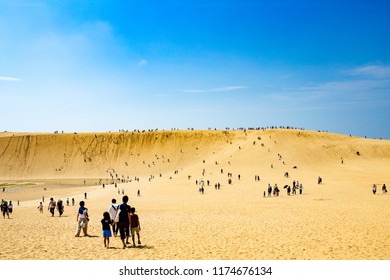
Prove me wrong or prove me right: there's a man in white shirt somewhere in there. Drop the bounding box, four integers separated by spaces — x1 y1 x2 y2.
108 198 119 237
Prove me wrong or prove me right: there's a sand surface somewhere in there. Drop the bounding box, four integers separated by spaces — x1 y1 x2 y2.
0 129 389 260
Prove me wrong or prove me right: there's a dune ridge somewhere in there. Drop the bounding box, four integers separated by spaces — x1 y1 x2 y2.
2 129 388 180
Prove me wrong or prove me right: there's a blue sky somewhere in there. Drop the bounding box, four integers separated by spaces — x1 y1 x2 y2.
1 0 390 138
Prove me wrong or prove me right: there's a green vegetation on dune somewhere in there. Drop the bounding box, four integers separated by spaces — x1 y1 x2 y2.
0 183 35 187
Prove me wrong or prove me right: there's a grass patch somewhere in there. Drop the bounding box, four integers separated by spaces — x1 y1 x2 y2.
0 183 35 187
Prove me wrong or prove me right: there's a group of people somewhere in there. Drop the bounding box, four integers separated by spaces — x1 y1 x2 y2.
1 199 13 218
372 184 387 195
46 198 65 217
265 181 303 197
266 184 280 197
75 195 142 249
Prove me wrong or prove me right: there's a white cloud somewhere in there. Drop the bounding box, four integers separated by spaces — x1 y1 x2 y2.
0 76 21 81
181 86 247 93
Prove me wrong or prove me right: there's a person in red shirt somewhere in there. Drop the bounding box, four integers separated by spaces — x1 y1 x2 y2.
130 207 141 247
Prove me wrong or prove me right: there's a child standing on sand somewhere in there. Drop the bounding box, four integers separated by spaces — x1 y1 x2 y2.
130 207 141 247
38 202 44 213
101 212 113 248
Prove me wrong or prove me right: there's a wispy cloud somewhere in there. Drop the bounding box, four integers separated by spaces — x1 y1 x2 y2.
138 59 148 66
270 64 390 108
349 64 390 78
0 76 21 82
181 86 247 93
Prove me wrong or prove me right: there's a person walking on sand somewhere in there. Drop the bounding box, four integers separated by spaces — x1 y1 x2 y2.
372 184 377 195
274 185 280 197
382 184 388 194
57 199 64 217
7 201 13 216
1 200 9 219
75 201 89 237
115 195 131 248
108 198 119 237
292 184 297 195
299 183 303 195
101 212 113 249
48 198 56 217
130 207 141 247
267 184 272 197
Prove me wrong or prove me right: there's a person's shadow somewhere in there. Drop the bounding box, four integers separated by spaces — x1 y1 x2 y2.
106 245 154 250
82 235 99 238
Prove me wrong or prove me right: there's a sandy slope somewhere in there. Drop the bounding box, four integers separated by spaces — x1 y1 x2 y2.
0 129 389 260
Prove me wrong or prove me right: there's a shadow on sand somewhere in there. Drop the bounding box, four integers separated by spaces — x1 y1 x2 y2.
105 245 154 250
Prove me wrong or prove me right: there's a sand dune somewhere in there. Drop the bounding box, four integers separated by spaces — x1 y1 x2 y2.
0 129 389 260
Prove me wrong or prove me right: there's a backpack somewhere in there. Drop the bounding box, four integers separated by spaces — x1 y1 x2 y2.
79 206 86 215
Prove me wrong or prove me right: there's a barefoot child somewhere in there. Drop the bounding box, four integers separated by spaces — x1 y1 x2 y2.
101 212 113 248
130 207 141 247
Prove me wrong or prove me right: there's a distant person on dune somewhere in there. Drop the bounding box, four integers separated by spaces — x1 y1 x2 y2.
1 200 9 218
382 184 388 194
273 185 280 197
267 184 272 197
57 199 64 217
48 198 56 217
372 184 377 195
8 201 13 217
